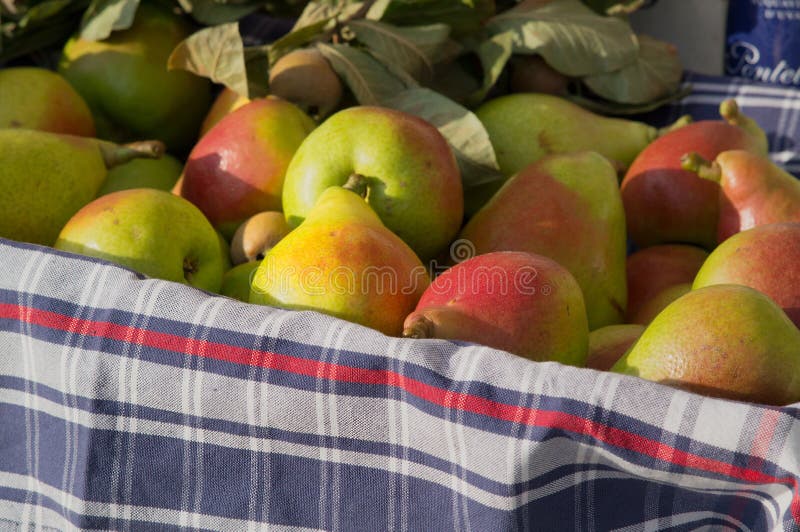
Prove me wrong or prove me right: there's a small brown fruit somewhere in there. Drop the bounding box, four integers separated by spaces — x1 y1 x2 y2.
230 211 291 265
268 48 343 119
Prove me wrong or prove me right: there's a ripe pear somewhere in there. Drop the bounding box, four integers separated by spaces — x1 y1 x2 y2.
0 129 163 246
621 99 768 249
180 97 316 238
403 251 589 366
625 244 708 324
508 55 570 96
96 154 183 196
472 93 658 207
586 324 645 371
282 106 463 261
58 2 212 153
0 67 95 136
459 151 627 330
612 285 800 406
55 189 227 292
268 47 343 120
631 283 692 326
200 88 251 136
230 211 291 265
682 150 800 242
250 187 430 336
693 222 800 328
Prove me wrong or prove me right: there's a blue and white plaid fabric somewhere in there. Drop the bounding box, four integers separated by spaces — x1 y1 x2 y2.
2 74 800 531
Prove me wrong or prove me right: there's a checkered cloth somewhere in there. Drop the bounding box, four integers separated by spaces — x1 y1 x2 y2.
2 75 800 531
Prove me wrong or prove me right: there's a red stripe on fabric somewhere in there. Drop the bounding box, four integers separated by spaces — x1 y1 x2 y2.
3 301 799 518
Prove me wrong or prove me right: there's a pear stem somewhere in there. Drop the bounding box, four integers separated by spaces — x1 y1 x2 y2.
402 314 434 339
98 140 166 169
658 114 693 137
342 172 369 199
680 152 722 183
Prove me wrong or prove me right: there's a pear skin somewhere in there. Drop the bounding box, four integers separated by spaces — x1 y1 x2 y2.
221 261 261 302
268 47 343 119
97 154 183 196
621 99 768 249
630 283 691 326
403 251 589 366
0 67 95 136
586 324 645 371
625 244 708 324
682 150 800 242
693 222 800 328
230 211 291 265
459 151 627 330
200 88 251 137
612 285 800 406
181 97 316 238
0 129 162 246
250 187 429 336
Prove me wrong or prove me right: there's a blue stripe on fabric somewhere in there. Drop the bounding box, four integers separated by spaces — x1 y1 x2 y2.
0 403 786 529
0 380 788 510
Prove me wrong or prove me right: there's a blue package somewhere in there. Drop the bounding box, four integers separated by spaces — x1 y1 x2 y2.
725 0 800 87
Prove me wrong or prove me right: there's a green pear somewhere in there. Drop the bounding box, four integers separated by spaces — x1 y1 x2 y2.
281 106 463 261
55 189 226 292
58 2 211 153
0 67 95 136
251 186 430 336
459 151 628 330
472 93 658 208
612 285 800 406
96 154 183 196
0 129 163 246
221 261 261 302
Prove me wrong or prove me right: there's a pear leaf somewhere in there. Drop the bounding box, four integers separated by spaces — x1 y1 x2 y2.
266 16 333 66
468 30 514 106
365 0 391 20
381 0 495 38
486 0 637 77
581 0 648 16
80 0 139 41
168 22 249 98
348 20 450 83
18 0 75 28
292 0 363 30
581 34 684 104
316 42 410 106
566 83 693 116
177 0 261 26
381 87 504 188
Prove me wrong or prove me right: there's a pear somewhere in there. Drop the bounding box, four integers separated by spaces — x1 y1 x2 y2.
250 186 429 336
621 99 768 249
96 154 183 197
221 261 261 302
625 244 708 324
268 47 343 120
200 88 252 136
459 151 627 330
682 150 800 242
403 251 589 366
0 129 163 246
58 2 211 153
508 55 570 96
0 67 95 136
612 285 800 406
586 324 645 371
230 211 291 265
631 283 692 326
693 222 800 328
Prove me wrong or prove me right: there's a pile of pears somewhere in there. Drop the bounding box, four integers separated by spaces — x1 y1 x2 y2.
2 3 800 408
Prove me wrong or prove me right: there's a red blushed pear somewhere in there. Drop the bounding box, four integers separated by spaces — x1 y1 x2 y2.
199 88 251 137
458 151 627 330
403 251 589 366
180 97 316 239
625 244 708 324
281 106 463 262
586 324 645 371
621 99 768 250
693 222 800 328
0 67 95 136
682 150 800 242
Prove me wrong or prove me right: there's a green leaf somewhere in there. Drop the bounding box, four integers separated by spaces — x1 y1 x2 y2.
486 0 637 77
266 16 332 66
243 46 270 97
18 0 73 28
565 83 693 116
381 0 495 38
168 22 249 97
581 0 647 16
468 29 513 105
348 20 450 83
381 87 504 189
79 0 139 41
316 41 410 105
178 0 262 26
292 0 362 30
581 34 683 104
